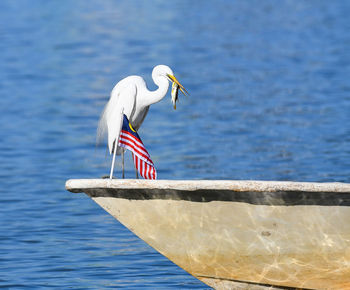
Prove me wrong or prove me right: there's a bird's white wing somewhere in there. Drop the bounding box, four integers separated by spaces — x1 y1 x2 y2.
96 104 109 147
97 85 137 154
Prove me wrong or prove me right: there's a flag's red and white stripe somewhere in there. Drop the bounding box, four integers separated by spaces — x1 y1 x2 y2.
118 130 157 179
132 153 157 180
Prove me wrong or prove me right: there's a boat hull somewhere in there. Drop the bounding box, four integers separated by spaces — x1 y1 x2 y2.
66 179 350 289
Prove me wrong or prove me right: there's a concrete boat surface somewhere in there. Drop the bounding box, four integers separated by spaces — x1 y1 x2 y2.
65 179 350 289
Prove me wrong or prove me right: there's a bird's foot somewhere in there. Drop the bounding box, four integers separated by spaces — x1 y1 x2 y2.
101 175 116 179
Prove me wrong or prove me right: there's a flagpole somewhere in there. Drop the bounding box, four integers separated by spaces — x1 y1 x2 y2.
109 141 117 179
109 109 124 180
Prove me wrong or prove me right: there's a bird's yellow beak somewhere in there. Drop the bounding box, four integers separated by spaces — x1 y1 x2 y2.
167 74 189 96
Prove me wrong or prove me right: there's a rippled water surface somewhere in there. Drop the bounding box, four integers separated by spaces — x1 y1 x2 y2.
1 0 349 288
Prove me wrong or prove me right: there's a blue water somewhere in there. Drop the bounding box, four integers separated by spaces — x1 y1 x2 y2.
1 0 349 288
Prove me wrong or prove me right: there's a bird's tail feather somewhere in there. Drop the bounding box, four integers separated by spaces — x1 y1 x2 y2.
96 102 108 147
107 107 124 154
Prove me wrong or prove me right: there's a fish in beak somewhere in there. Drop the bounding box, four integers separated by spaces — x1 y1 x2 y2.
171 82 179 110
167 74 189 110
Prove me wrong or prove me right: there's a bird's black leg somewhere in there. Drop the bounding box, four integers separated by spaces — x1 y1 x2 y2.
133 152 139 179
122 150 125 179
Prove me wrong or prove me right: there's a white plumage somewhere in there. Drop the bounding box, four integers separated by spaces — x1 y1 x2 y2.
97 65 188 178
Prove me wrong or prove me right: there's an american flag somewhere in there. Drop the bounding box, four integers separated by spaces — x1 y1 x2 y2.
118 114 157 179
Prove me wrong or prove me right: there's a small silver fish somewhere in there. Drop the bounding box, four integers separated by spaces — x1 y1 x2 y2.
171 82 179 110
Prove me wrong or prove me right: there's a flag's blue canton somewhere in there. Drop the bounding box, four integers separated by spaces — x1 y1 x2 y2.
121 114 139 139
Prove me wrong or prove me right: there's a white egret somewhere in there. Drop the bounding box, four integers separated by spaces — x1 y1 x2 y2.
97 64 188 179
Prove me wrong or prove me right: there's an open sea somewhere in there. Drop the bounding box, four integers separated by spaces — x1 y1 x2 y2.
1 0 349 288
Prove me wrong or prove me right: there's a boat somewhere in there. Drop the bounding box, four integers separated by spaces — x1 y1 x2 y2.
65 179 350 289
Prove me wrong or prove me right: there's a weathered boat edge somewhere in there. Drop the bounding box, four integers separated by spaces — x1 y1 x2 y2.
66 178 350 193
